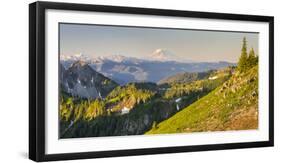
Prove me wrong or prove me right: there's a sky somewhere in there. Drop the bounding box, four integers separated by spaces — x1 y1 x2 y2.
59 23 259 63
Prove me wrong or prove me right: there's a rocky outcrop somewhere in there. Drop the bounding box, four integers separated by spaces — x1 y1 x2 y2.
60 61 118 99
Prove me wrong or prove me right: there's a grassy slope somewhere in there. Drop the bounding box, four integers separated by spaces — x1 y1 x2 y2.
146 66 258 134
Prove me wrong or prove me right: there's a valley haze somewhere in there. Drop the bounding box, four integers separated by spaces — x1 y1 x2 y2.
60 53 235 85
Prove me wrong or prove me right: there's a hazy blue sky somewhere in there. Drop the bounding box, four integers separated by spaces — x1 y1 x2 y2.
59 23 258 62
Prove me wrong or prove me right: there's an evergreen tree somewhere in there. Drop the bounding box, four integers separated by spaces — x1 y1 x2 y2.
248 47 258 68
254 55 259 65
85 99 105 121
237 37 248 72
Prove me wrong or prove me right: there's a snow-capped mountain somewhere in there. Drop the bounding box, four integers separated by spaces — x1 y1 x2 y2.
150 49 180 62
60 49 183 67
60 53 235 85
60 53 91 61
60 53 92 69
97 55 127 63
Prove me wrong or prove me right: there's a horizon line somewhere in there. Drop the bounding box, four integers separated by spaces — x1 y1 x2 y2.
60 53 238 64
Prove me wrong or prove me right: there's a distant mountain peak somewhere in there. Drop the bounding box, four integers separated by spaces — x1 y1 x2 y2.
60 53 91 62
150 49 181 62
98 54 127 63
71 60 88 67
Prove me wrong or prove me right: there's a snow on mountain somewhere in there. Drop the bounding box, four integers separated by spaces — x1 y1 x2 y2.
149 49 180 62
149 49 194 63
98 55 127 63
60 53 235 85
60 53 93 69
60 61 118 99
61 49 189 65
95 54 145 64
60 53 91 62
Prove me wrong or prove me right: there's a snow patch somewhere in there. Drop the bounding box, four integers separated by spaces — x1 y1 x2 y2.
175 97 182 103
121 107 130 115
209 76 218 80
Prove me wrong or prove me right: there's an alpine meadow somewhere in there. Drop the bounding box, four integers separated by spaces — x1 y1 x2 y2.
59 24 259 138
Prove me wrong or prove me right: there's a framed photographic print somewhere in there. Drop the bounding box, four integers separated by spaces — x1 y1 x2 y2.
29 1 274 162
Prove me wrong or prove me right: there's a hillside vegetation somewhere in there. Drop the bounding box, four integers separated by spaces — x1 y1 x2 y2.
157 71 212 84
59 68 231 138
59 37 259 138
146 66 258 134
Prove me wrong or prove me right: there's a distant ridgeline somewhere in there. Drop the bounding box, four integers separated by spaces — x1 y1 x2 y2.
59 37 258 138
60 53 235 85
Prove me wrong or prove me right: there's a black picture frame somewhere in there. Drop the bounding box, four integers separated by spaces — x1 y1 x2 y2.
29 1 274 162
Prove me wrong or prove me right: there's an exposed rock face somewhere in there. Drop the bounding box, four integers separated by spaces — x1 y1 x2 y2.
60 61 118 99
60 63 66 82
117 101 177 135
